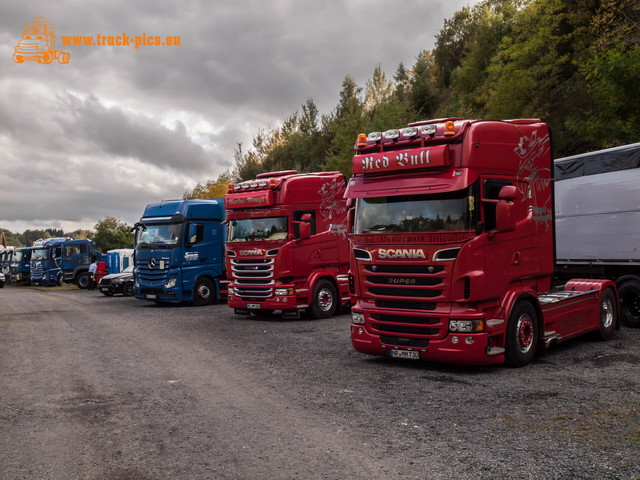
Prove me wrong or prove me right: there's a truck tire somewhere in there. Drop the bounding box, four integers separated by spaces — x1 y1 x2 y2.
505 301 538 368
123 282 134 297
592 287 617 340
193 278 215 306
56 273 64 287
618 280 640 328
76 272 90 289
39 52 53 64
310 279 337 319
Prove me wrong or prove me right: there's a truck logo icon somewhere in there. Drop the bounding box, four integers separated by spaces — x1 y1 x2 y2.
13 17 70 64
148 258 156 268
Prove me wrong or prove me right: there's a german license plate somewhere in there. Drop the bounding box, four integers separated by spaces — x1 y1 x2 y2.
147 294 156 299
390 349 420 360
246 303 260 309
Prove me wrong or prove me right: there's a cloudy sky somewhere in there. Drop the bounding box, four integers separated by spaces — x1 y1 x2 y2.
1 0 474 233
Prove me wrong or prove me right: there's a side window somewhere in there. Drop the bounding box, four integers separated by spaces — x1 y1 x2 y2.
53 246 63 259
482 179 513 231
187 223 204 245
293 210 317 238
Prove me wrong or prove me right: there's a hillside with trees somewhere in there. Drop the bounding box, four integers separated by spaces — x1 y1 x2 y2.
185 0 639 198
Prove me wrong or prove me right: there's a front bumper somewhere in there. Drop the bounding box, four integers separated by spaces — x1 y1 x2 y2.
227 284 298 312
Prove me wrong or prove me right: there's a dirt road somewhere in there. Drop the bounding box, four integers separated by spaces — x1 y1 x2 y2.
1 286 639 479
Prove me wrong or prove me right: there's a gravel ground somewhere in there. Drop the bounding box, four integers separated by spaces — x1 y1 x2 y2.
1 285 639 479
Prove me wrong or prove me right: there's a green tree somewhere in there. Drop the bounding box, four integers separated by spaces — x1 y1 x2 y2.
92 217 133 252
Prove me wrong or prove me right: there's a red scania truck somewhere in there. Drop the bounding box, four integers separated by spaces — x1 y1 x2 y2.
346 118 618 366
225 170 350 318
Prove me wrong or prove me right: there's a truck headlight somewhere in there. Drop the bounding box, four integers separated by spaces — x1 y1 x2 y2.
449 319 485 333
165 278 177 289
352 312 365 325
227 286 234 295
275 288 294 296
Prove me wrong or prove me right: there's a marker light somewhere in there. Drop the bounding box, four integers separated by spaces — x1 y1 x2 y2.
444 121 456 136
227 183 234 193
367 132 383 142
269 178 276 188
357 133 367 147
384 129 400 140
402 127 418 137
421 125 437 135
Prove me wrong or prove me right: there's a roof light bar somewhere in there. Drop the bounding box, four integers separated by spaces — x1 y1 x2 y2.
367 132 382 142
384 129 400 140
421 125 437 135
402 127 418 137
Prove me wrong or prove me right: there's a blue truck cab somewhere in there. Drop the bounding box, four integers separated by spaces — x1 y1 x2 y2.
30 237 69 286
10 247 32 284
30 237 103 287
60 238 105 288
133 199 226 306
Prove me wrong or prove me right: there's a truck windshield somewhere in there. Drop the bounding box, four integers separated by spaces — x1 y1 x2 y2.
136 223 182 248
31 248 49 261
355 187 475 234
12 251 24 262
228 216 288 242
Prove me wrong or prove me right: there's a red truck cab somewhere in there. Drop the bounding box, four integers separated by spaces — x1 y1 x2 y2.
225 170 350 318
346 118 617 366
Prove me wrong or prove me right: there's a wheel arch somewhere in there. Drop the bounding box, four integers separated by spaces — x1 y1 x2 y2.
306 271 340 306
501 289 544 343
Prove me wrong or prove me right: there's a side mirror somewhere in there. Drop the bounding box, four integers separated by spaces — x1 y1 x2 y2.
296 213 312 240
495 185 518 232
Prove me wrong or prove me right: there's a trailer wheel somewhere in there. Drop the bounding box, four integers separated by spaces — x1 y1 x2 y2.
505 301 538 367
618 280 640 328
592 287 617 340
310 279 337 319
76 272 90 289
57 52 70 64
193 278 215 306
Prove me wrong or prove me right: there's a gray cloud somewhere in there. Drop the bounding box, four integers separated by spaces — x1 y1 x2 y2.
0 0 475 233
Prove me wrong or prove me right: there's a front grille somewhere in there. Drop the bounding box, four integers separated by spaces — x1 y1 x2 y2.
380 336 430 348
370 313 442 337
365 265 444 274
368 287 442 298
231 257 274 300
375 300 436 310
135 258 170 285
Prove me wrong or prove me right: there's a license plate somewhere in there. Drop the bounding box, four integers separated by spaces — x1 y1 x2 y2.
390 349 420 360
147 294 156 299
246 303 260 309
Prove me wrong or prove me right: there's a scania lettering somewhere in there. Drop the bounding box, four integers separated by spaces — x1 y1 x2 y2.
133 199 226 306
225 170 350 318
346 118 618 367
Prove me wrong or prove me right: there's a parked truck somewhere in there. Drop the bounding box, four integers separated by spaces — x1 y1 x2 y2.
10 247 32 285
555 142 640 328
30 237 69 286
133 199 226 306
225 170 350 318
30 237 103 287
346 118 618 367
1 246 14 283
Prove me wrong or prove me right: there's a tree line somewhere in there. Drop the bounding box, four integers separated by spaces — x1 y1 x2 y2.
185 0 639 198
1 217 134 252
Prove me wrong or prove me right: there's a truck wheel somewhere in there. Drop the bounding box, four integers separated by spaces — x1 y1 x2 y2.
57 52 70 64
39 52 53 64
13 53 24 63
310 280 337 319
193 278 215 306
56 273 64 287
592 287 617 340
123 282 134 297
505 301 538 367
76 272 90 289
618 280 640 328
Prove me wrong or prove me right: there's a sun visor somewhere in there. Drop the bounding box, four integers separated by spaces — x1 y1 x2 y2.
345 169 476 198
